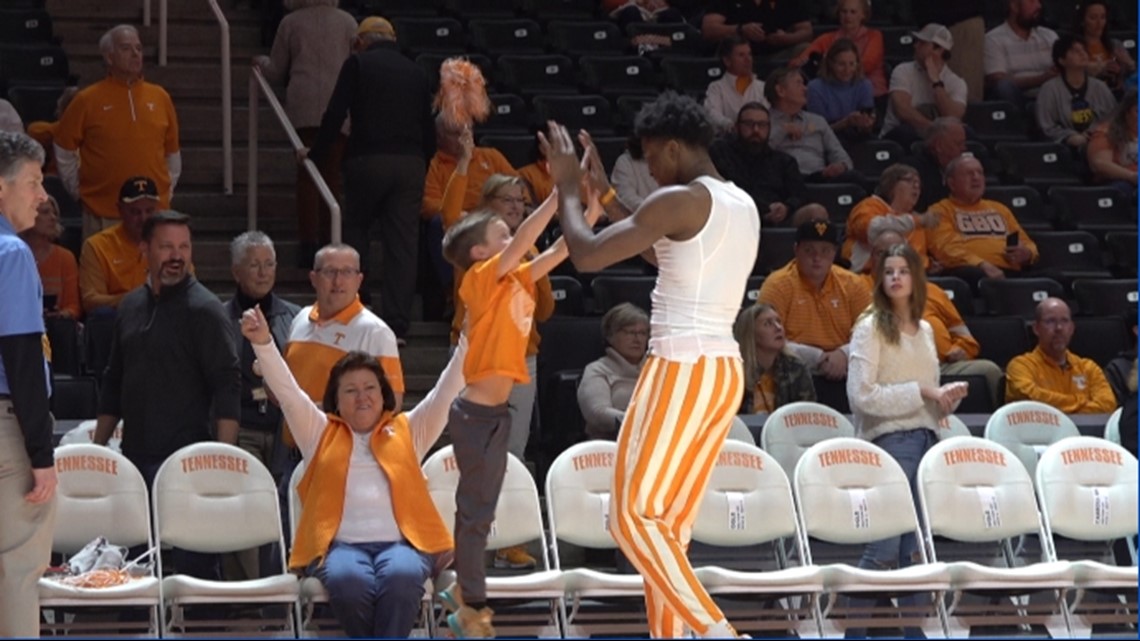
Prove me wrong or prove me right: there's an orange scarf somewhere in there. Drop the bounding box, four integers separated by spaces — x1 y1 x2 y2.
289 413 453 571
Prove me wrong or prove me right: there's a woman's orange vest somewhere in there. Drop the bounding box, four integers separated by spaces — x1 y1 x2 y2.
288 412 453 571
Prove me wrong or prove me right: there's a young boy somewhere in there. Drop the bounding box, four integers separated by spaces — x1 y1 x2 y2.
438 189 599 638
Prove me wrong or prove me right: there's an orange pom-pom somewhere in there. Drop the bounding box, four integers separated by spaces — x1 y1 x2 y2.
434 57 491 129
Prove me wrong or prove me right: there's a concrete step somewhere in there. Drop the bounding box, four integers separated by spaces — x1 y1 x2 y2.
180 142 295 189
179 102 292 145
47 0 264 23
53 17 263 52
69 58 260 102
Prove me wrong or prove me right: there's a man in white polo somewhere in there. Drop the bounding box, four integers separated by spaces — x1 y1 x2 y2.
984 0 1059 108
881 23 968 149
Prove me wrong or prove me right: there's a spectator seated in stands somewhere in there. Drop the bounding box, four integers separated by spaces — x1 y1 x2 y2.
1086 89 1138 195
908 117 968 211
610 136 659 210
25 87 79 177
517 134 552 205
1035 35 1117 152
984 0 1059 109
791 0 887 98
806 38 876 143
866 230 1004 404
78 176 159 314
881 24 968 150
758 220 872 381
700 0 813 60
925 154 1039 286
1073 0 1137 93
704 36 769 132
19 196 79 321
1005 297 1117 414
791 202 829 227
1105 308 1138 405
577 303 649 440
765 67 858 183
844 163 935 273
734 303 816 414
709 102 804 226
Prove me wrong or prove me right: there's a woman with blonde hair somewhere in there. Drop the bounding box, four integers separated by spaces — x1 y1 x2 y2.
733 303 815 414
18 195 80 319
806 38 876 140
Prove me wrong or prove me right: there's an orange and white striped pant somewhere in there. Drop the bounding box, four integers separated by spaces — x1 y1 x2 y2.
609 354 744 639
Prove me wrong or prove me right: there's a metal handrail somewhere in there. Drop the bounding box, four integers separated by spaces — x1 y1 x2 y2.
249 66 342 243
153 0 233 194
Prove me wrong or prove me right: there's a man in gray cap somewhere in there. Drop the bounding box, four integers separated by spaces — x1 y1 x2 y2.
881 23 968 149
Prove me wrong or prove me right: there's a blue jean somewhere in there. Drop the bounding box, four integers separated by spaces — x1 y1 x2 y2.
313 540 432 638
858 428 938 571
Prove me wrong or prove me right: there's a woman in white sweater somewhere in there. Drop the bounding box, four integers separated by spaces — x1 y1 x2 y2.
846 243 967 571
577 303 649 439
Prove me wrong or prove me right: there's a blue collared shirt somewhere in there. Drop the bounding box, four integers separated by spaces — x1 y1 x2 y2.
0 214 48 394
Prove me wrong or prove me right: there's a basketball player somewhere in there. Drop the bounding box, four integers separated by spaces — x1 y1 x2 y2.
545 92 760 639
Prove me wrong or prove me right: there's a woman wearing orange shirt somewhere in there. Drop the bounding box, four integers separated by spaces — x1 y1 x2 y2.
1073 0 1136 92
1087 89 1138 194
844 164 935 273
19 196 79 319
791 0 887 96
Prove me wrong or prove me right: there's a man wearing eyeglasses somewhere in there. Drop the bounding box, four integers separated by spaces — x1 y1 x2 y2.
709 102 805 226
282 244 405 457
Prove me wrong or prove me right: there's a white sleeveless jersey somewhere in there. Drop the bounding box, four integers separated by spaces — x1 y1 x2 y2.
648 175 761 362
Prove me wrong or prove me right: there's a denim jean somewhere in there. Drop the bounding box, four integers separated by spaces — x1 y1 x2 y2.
313 540 433 638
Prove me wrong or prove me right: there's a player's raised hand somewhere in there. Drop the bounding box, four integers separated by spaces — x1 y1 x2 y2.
543 121 583 191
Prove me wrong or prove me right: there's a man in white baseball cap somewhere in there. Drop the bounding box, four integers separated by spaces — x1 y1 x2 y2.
880 23 969 148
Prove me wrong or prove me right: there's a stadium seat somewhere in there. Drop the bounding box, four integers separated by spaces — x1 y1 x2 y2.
879 26 915 63
415 52 493 93
1104 407 1123 445
520 0 597 21
793 438 952 638
916 437 1075 639
5 82 63 123
590 135 626 174
964 101 1030 145
443 0 513 19
1072 278 1137 317
0 8 53 43
691 441 824 636
928 276 975 318
469 19 545 56
1047 185 1136 232
1036 437 1139 637
546 20 624 58
759 401 855 479
477 133 536 168
659 57 723 98
846 139 906 180
391 17 464 54
624 23 705 57
533 94 615 136
579 55 659 101
476 93 530 134
44 315 81 376
591 274 655 313
495 54 577 98
286 462 349 635
742 275 765 308
548 274 586 316
424 447 565 637
0 44 68 88
361 0 442 17
753 228 795 275
1069 316 1129 368
811 376 850 414
983 184 1052 230
966 316 1031 369
614 94 654 130
936 414 973 439
50 375 98 419
994 141 1082 193
1104 231 1137 278
978 277 1065 319
803 182 867 222
534 317 605 474
983 400 1080 480
1031 230 1112 290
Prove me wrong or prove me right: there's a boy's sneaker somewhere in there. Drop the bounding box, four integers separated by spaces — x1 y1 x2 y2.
493 545 536 569
439 582 463 613
447 605 495 639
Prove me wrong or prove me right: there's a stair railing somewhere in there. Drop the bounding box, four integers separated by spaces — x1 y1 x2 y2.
248 66 342 243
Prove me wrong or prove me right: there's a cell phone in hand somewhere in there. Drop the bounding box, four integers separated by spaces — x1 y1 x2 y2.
43 294 58 311
1006 232 1019 248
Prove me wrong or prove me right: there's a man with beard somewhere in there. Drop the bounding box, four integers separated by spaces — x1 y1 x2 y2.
985 0 1059 108
709 102 804 226
93 210 240 581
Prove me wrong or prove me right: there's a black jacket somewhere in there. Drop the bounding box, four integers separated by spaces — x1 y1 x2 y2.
709 135 805 222
224 290 301 432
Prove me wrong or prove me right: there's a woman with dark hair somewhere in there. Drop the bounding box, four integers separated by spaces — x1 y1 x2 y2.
1036 35 1117 150
733 303 815 414
1087 89 1138 193
806 38 876 140
843 164 934 273
1073 0 1136 91
240 306 466 639
845 244 966 631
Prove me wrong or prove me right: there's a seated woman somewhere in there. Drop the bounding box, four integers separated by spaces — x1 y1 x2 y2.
733 303 816 414
577 303 649 440
844 164 933 273
19 195 80 319
240 306 465 639
1074 0 1137 93
1036 35 1117 151
806 38 876 142
791 0 886 97
1087 89 1138 194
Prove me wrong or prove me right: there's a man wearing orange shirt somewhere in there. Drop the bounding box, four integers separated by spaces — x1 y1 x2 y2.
78 177 158 313
54 25 180 240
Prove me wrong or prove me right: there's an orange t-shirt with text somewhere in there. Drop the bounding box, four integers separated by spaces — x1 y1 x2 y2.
459 253 536 385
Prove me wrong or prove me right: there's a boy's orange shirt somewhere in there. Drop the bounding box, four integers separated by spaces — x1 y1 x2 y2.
459 253 536 385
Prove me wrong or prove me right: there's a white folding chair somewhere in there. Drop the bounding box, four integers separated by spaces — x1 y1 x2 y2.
692 440 824 637
793 437 951 638
917 436 1075 638
726 415 756 446
760 401 855 479
544 440 646 637
1036 436 1139 636
58 419 122 452
153 442 300 636
1103 407 1123 445
424 446 564 637
39 444 160 636
935 415 972 440
984 401 1080 480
